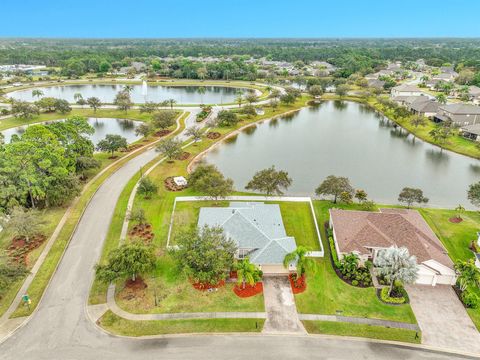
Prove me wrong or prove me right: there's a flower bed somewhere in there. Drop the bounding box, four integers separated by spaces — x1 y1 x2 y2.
377 286 409 305
233 282 263 298
154 129 172 137
8 235 47 265
206 132 221 140
289 273 307 294
128 223 154 242
175 151 191 161
164 176 188 192
449 216 463 223
192 279 225 291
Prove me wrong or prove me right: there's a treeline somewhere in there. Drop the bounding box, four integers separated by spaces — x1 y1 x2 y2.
3 39 480 76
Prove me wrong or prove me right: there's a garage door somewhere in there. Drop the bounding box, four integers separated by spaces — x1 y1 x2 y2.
260 265 290 275
415 273 434 285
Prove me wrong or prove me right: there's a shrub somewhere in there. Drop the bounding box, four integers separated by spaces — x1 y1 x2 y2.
380 286 406 304
329 237 340 268
352 280 359 286
462 289 480 309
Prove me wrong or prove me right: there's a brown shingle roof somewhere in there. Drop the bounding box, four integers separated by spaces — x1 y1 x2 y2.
330 208 453 268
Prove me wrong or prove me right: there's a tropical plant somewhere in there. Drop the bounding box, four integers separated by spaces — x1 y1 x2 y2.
455 259 480 292
374 246 418 296
283 246 316 282
31 89 44 99
235 258 262 289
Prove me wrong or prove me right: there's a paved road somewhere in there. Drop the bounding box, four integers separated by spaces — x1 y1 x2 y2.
0 106 475 360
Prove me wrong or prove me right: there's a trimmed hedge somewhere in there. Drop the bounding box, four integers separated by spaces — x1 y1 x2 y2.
329 236 340 268
380 287 406 304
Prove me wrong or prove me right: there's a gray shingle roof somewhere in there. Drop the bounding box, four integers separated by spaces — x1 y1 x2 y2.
198 203 296 265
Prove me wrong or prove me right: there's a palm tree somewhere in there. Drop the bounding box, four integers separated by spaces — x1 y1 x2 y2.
197 86 206 104
123 85 133 93
32 89 44 99
283 246 316 284
73 92 83 102
168 98 176 109
436 93 447 105
374 246 418 296
455 259 480 292
235 258 262 289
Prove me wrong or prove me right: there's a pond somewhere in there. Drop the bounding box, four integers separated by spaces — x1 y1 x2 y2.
2 118 142 146
201 101 480 208
7 84 246 104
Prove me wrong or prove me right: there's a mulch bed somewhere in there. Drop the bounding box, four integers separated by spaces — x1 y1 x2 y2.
376 287 410 305
154 129 172 137
8 235 47 265
233 282 263 298
449 217 463 223
108 155 119 159
206 132 221 140
175 151 191 161
121 144 143 153
192 279 225 291
128 223 154 242
164 176 188 192
125 277 148 290
289 274 307 294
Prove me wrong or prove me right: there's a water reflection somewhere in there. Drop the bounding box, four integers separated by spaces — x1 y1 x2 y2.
203 101 480 208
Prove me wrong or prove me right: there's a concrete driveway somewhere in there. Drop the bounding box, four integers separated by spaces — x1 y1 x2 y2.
406 285 480 354
262 277 306 334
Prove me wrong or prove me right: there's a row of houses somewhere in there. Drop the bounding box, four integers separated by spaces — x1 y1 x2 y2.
391 84 480 140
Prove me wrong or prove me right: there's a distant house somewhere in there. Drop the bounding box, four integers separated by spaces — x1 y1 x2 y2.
198 202 297 275
391 84 423 97
468 86 480 105
409 98 440 118
460 124 480 141
367 79 385 90
329 208 456 286
434 104 480 126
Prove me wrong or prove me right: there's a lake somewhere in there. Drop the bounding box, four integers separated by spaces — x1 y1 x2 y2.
7 84 245 104
2 118 142 146
201 101 480 208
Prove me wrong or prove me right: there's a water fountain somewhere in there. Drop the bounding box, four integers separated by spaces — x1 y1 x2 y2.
141 80 148 100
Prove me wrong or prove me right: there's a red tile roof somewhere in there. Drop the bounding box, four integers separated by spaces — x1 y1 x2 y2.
330 208 453 268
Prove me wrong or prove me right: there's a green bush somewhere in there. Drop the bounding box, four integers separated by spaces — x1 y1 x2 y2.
329 237 340 268
351 280 359 286
462 289 480 309
380 287 406 304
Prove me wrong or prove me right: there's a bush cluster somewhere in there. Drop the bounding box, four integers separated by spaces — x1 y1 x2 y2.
329 236 340 268
461 289 480 309
380 286 406 304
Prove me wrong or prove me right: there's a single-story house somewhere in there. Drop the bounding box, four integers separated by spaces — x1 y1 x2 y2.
198 202 297 275
409 98 440 118
329 208 456 286
391 84 423 97
434 103 480 126
460 124 480 141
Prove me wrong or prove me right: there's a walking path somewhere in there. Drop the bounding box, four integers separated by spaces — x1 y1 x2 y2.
298 314 420 331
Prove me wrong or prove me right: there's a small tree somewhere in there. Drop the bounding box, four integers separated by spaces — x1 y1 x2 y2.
245 166 292 196
156 138 183 161
374 246 418 296
135 123 153 138
129 208 147 226
174 225 237 285
410 115 426 128
185 126 202 142
139 101 159 114
75 156 100 179
308 85 323 98
339 191 353 204
354 189 368 203
283 246 316 285
168 98 177 109
96 134 128 157
95 242 156 283
153 111 177 130
244 93 258 105
455 259 480 292
335 84 350 97
235 258 262 289
315 175 354 203
114 90 133 113
189 165 234 202
86 97 102 113
398 187 429 208
137 177 158 199
270 99 279 111
2 207 45 243
468 182 480 208
455 204 465 220
216 110 238 127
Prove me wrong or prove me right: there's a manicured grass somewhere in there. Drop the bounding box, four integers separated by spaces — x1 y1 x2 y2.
419 208 480 330
99 310 264 336
115 255 264 314
295 200 417 324
302 320 421 344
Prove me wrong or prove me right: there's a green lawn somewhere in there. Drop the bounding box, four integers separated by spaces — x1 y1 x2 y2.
302 320 421 344
115 255 264 314
99 310 264 336
295 201 417 324
419 208 480 330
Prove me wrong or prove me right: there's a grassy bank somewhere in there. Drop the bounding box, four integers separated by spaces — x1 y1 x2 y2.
302 320 421 344
99 310 264 336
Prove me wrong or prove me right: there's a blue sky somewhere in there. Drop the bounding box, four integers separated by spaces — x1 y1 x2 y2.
2 0 480 38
